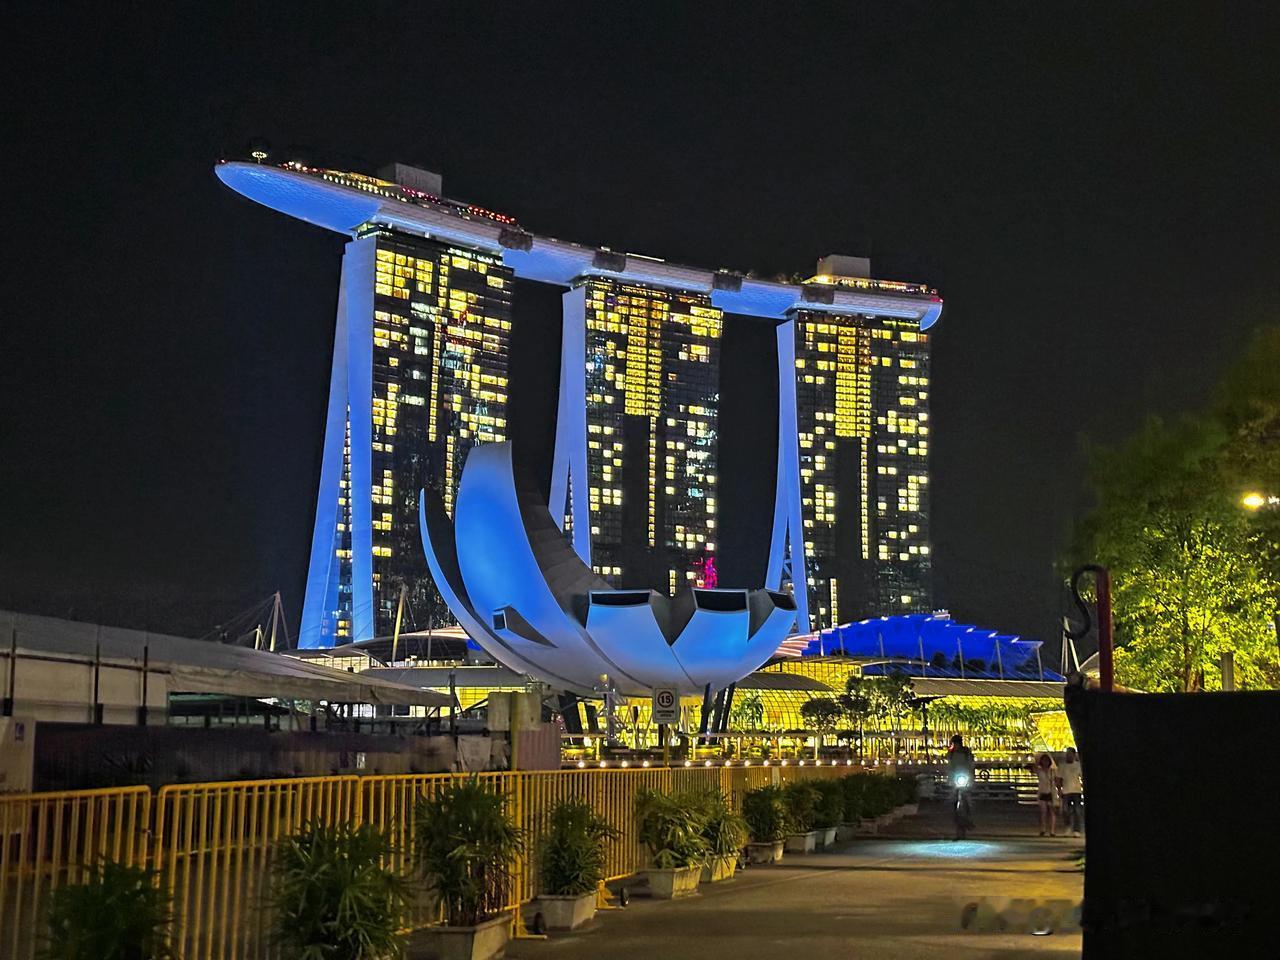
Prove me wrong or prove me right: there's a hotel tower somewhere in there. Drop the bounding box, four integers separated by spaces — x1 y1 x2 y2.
215 159 942 647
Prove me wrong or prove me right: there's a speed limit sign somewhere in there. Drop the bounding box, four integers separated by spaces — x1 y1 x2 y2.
651 687 679 724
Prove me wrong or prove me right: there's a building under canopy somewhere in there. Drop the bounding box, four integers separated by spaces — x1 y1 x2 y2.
0 610 451 725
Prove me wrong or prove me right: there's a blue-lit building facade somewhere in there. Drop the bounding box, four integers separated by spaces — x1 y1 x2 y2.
214 159 944 650
786 302 932 629
551 280 723 594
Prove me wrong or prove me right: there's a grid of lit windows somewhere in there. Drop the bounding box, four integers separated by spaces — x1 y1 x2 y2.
326 229 514 639
792 311 931 627
579 279 722 591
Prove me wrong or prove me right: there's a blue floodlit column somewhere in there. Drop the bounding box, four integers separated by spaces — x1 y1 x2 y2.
298 236 377 647
548 285 591 564
766 318 810 634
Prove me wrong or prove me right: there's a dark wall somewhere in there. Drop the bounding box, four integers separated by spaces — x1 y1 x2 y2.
504 288 782 592
716 313 781 587
34 722 464 791
508 278 565 501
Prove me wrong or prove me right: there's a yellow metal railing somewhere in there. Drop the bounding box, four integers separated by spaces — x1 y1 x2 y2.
2 765 848 960
0 785 152 960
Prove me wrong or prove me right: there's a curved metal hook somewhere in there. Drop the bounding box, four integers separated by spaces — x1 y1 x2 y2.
1065 564 1107 641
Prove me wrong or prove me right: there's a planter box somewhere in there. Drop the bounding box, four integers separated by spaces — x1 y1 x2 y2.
875 814 896 828
535 892 596 931
785 830 819 854
701 854 738 883
746 840 784 864
856 819 878 835
820 826 838 848
836 822 859 842
896 803 919 818
414 913 510 960
647 864 701 899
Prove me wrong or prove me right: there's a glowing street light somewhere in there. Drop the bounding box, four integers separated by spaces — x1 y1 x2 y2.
1242 491 1279 511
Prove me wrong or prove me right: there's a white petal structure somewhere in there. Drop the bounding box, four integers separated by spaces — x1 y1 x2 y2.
419 442 797 697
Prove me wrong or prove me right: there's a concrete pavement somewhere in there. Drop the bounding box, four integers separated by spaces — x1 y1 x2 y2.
511 802 1084 960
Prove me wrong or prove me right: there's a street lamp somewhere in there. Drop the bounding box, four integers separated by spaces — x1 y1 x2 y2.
1241 491 1279 511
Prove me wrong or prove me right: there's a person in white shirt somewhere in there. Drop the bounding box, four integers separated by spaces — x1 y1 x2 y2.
1056 746 1084 836
1031 753 1058 836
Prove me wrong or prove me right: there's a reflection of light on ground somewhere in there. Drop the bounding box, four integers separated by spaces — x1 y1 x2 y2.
872 840 1009 859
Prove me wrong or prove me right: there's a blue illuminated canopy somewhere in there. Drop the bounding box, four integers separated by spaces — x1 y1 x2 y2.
797 613 1063 682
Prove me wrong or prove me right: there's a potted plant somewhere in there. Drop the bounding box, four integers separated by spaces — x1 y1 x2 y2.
782 781 822 853
635 789 707 898
812 779 845 848
272 822 408 960
695 790 748 882
534 800 618 931
894 776 920 817
414 779 523 960
838 774 866 840
43 860 173 960
741 786 789 863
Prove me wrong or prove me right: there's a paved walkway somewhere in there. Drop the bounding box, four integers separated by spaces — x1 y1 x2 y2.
511 802 1083 960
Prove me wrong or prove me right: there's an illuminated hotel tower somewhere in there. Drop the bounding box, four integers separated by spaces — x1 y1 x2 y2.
299 227 514 645
215 158 942 648
550 279 723 593
769 256 932 631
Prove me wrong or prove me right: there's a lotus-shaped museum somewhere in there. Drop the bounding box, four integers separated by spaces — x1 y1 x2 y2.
419 442 797 697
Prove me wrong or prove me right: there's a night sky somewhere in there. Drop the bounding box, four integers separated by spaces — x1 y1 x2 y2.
3 4 1277 652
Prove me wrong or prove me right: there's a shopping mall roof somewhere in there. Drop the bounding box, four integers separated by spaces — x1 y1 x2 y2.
3 610 451 708
909 678 1065 700
738 672 833 692
788 613 1065 683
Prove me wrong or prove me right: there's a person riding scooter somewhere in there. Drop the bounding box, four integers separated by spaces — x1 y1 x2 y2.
948 734 976 839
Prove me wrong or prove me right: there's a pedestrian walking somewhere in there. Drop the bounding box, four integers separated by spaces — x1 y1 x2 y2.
1031 752 1057 836
1056 746 1084 836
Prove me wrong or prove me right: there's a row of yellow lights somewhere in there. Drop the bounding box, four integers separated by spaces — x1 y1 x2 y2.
572 753 1043 769
573 757 988 773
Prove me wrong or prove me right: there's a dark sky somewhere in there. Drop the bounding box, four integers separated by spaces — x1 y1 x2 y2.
2 4 1277 649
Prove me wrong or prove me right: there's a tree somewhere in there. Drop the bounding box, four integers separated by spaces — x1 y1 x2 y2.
840 676 877 758
799 697 842 758
841 670 915 757
729 692 764 731
1070 330 1280 692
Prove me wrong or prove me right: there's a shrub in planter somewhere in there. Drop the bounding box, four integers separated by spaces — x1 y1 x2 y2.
742 786 790 863
636 789 708 897
43 860 173 960
841 774 868 823
813 780 845 829
272 822 409 960
782 781 821 834
414 777 522 958
812 780 845 846
536 801 618 929
857 775 895 818
692 790 748 881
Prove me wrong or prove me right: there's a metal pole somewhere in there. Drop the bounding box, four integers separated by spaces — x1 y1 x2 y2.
92 625 103 724
138 641 149 726
698 683 713 744
3 627 16 716
391 584 407 665
1096 568 1114 692
268 593 281 652
449 669 458 739
1221 651 1236 691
